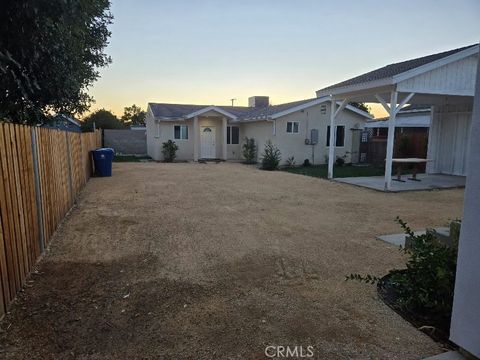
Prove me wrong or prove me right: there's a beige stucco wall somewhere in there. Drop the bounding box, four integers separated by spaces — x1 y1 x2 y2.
146 110 243 161
243 102 366 165
146 103 367 163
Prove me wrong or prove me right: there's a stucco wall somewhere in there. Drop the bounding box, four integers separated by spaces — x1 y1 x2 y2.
146 111 242 161
146 103 367 163
243 103 366 165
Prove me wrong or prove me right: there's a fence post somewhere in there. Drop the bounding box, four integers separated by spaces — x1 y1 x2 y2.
30 128 45 253
65 132 74 206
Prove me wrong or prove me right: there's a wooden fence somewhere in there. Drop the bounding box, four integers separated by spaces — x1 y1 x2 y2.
0 123 101 317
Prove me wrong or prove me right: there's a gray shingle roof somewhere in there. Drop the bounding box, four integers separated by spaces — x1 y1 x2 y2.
149 103 255 119
318 44 477 92
148 97 326 120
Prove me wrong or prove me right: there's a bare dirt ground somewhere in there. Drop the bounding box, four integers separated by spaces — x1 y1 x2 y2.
0 162 464 359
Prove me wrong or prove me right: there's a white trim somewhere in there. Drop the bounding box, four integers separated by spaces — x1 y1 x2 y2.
334 99 349 118
184 106 238 120
343 103 373 119
316 78 393 98
286 121 300 134
269 96 372 120
395 92 415 114
270 97 330 119
173 124 189 140
392 45 479 83
315 45 479 99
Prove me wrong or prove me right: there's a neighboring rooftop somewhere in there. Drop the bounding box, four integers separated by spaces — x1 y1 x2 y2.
317 44 478 94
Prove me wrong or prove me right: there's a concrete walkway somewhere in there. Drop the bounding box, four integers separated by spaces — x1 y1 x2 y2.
335 174 466 192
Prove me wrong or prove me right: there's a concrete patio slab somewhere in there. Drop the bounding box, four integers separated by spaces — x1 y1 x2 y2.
377 227 450 247
335 174 466 192
423 351 468 360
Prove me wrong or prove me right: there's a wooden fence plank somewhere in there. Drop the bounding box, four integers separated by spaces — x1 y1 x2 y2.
0 124 21 294
0 125 101 312
0 213 6 317
0 127 12 306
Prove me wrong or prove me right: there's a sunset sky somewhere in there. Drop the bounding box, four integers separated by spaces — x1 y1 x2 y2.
87 0 480 119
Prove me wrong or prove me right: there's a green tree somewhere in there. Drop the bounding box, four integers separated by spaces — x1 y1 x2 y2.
349 102 371 114
81 109 124 132
0 0 113 123
121 104 146 126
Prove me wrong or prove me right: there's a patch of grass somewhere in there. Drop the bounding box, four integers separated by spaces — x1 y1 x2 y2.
282 164 385 178
113 155 152 162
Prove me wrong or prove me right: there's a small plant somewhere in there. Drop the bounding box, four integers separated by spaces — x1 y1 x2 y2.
335 152 350 167
335 156 345 167
242 137 257 164
346 217 458 334
261 140 281 170
286 156 296 167
162 140 179 162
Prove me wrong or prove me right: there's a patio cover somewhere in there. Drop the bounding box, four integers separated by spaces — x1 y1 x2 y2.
316 44 479 191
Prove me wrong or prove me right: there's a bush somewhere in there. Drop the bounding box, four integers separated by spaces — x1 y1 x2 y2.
286 156 296 167
303 159 311 167
335 156 345 167
162 140 179 162
261 140 281 170
242 137 257 164
346 217 458 333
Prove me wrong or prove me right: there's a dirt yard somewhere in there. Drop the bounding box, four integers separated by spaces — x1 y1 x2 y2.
0 162 464 359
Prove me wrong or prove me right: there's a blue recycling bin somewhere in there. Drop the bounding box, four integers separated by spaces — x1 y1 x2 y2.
92 148 114 177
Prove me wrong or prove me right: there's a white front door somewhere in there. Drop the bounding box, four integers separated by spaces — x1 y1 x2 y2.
200 126 216 159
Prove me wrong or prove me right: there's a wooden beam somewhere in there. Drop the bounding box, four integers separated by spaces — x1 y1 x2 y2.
395 92 415 114
334 98 349 118
384 90 398 191
374 94 390 113
328 98 336 179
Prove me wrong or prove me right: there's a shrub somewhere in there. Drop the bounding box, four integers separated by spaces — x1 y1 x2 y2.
162 140 179 162
335 156 345 167
261 140 281 170
286 156 296 167
346 217 458 331
242 137 257 164
303 159 311 167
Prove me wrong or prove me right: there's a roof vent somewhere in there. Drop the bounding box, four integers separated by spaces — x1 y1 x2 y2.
248 96 269 108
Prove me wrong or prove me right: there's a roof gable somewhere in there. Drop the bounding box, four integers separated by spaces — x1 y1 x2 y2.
316 44 478 97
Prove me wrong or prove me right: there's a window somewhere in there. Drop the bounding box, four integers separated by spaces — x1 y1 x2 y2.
227 126 239 144
326 125 345 147
320 104 327 115
174 125 188 140
286 121 299 134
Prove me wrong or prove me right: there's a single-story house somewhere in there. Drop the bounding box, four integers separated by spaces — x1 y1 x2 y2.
316 43 478 188
146 96 371 164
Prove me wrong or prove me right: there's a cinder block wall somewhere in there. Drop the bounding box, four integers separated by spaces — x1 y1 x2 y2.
104 129 147 155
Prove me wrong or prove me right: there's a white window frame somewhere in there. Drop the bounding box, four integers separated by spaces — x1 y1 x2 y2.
286 121 299 134
173 124 188 140
326 125 346 148
227 125 240 145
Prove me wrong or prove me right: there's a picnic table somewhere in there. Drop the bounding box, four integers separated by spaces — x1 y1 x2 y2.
391 158 432 182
